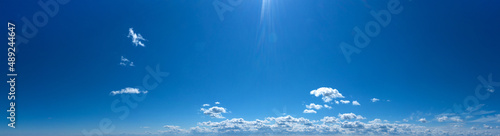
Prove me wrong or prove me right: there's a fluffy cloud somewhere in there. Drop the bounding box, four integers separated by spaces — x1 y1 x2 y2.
201 106 227 119
202 104 210 107
310 87 344 102
338 113 366 120
419 118 427 123
306 103 323 110
340 100 350 104
303 109 317 114
109 87 147 95
371 98 380 102
119 56 134 67
352 101 360 106
324 104 332 109
127 28 146 47
215 102 220 105
334 100 340 104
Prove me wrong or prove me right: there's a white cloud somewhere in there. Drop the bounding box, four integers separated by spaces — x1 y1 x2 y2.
437 116 448 122
323 104 332 109
201 106 227 119
419 118 427 123
340 100 350 104
202 104 210 107
371 98 380 102
306 103 323 110
470 114 500 123
310 87 344 103
320 116 339 123
403 119 409 122
484 124 494 129
352 101 360 106
109 87 147 95
119 56 134 67
303 109 317 114
338 113 365 120
449 116 463 122
127 28 146 47
334 100 340 104
156 114 499 136
215 102 220 105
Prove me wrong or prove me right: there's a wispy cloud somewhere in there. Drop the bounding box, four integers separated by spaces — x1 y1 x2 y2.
109 87 147 96
127 28 146 47
202 104 210 107
371 98 380 102
119 56 134 67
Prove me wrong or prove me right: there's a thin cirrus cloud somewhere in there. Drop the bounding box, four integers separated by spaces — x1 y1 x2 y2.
109 87 147 96
127 28 146 47
310 87 344 103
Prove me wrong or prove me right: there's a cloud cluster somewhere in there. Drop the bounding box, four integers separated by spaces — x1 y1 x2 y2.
159 114 498 136
109 87 147 95
128 28 146 47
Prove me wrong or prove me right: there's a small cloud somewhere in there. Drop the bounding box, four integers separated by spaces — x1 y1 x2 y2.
371 98 380 102
403 119 409 122
140 126 150 129
201 106 227 119
202 104 210 107
120 56 134 67
437 116 448 122
128 28 146 47
340 100 350 104
215 102 220 105
306 103 323 110
419 118 427 123
324 104 332 109
352 101 360 106
310 87 344 103
335 100 340 104
110 87 147 96
303 109 317 114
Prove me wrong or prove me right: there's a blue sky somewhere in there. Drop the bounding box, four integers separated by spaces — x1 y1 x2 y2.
1 0 500 135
